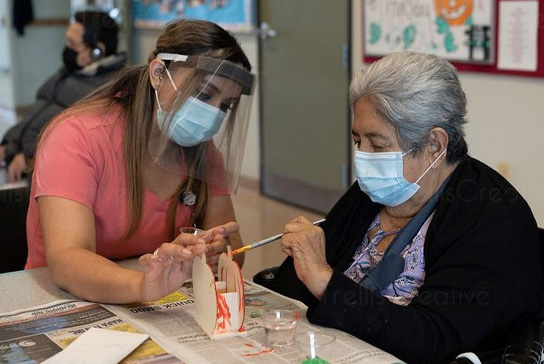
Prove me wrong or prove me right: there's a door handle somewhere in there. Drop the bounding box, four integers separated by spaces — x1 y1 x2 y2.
259 22 277 40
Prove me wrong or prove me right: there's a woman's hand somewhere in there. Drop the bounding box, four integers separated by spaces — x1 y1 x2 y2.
281 216 333 300
204 221 239 270
0 145 6 162
138 240 207 302
8 153 27 182
179 221 240 272
200 222 239 271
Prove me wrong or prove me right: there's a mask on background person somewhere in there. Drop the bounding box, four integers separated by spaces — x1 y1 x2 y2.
62 46 82 71
354 148 446 207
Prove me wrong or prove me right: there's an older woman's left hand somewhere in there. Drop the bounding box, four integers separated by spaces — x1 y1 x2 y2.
281 216 333 300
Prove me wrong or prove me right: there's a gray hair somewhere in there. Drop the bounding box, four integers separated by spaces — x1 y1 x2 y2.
350 51 468 163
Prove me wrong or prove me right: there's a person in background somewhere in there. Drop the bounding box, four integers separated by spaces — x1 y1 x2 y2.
270 52 542 363
0 10 126 182
25 19 255 304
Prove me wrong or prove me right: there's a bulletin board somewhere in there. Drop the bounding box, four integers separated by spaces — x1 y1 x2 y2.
132 0 255 33
363 0 544 79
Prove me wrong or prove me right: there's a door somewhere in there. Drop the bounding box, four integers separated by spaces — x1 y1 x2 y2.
259 0 351 213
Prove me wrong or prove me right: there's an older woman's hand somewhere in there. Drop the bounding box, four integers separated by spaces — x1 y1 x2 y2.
281 216 333 300
138 239 207 302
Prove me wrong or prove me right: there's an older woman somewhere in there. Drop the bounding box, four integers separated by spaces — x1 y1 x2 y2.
271 52 542 363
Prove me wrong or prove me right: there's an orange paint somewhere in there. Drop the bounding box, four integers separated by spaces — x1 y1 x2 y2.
434 0 473 26
235 260 246 328
241 348 274 357
216 294 232 331
244 343 254 348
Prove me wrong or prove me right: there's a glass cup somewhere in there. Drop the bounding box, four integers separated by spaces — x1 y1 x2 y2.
179 227 207 250
179 227 207 275
261 310 299 347
179 226 206 236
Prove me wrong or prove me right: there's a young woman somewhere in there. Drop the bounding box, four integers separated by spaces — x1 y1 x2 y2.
25 19 255 304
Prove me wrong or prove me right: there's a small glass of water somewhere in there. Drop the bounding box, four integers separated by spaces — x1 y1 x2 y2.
179 226 206 236
261 310 299 347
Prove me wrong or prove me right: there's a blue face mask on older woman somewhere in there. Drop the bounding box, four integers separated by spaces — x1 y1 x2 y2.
354 148 446 207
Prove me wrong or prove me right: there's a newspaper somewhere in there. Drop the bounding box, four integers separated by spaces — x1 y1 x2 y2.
105 280 406 364
0 282 404 363
0 300 182 363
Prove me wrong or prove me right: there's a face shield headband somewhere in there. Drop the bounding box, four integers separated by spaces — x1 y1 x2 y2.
157 53 254 95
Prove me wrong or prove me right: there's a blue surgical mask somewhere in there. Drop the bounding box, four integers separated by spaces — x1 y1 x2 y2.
354 148 446 207
155 69 226 147
156 96 225 147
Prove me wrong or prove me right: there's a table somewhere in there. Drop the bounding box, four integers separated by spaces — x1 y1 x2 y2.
0 261 403 364
0 260 139 312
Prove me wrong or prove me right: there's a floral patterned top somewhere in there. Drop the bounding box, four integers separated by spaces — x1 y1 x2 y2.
343 212 435 306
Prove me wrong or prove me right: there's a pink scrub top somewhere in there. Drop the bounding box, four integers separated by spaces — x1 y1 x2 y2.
25 105 227 269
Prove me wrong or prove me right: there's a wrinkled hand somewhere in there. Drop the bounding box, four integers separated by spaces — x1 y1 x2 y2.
8 153 27 182
281 216 332 300
182 222 239 272
138 240 207 302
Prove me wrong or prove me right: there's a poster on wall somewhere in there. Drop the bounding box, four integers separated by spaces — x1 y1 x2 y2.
132 0 254 33
364 0 495 63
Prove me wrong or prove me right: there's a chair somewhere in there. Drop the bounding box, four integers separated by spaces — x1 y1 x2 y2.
495 227 544 363
252 266 280 289
449 228 544 364
0 186 30 273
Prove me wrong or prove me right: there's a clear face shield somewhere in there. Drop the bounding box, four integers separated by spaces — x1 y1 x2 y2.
150 53 255 193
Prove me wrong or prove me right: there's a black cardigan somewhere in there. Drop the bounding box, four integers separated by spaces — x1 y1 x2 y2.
270 156 542 364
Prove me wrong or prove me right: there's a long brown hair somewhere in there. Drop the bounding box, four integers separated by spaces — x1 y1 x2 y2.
36 19 251 241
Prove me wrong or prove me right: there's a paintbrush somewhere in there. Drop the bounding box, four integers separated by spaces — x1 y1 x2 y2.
231 218 326 255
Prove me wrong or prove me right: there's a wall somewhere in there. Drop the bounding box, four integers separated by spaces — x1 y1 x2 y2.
0 0 69 138
131 28 260 181
0 0 17 136
12 0 70 107
129 4 544 226
0 0 14 108
351 0 544 226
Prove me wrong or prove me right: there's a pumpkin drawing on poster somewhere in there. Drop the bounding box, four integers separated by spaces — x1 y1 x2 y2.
364 0 493 63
